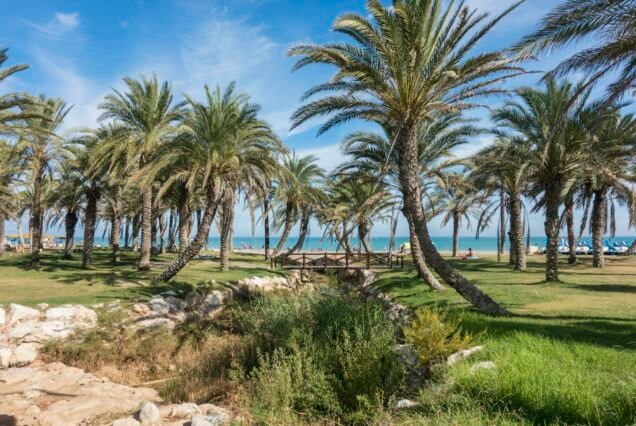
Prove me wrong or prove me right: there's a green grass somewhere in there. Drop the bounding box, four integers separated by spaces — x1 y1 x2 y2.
376 255 636 425
0 248 280 306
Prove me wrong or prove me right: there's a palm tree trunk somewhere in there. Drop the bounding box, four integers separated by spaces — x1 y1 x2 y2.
124 217 131 249
509 193 526 270
167 210 175 251
358 223 373 255
452 211 460 258
404 210 445 291
272 201 294 256
0 212 5 257
82 185 99 269
398 126 506 315
30 167 44 267
220 193 235 271
499 187 506 261
111 214 121 263
159 213 166 254
565 198 577 265
151 212 158 255
132 213 141 251
627 239 636 255
544 184 561 282
264 198 270 260
154 182 221 282
178 198 190 254
62 211 78 259
388 202 400 254
287 212 310 255
591 188 607 268
138 186 152 270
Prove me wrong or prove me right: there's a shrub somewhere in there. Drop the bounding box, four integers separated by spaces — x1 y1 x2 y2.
404 307 473 367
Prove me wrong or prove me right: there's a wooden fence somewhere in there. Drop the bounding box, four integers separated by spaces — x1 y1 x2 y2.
271 251 405 270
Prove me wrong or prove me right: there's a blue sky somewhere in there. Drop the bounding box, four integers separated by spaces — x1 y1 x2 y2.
1 0 634 239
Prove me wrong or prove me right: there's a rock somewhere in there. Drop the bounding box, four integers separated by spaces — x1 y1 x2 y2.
0 307 5 326
148 297 170 316
12 343 38 366
8 304 40 325
394 399 417 410
165 296 186 313
132 318 175 331
161 290 178 297
132 303 151 316
36 303 49 311
0 346 12 369
169 402 201 418
112 419 141 426
138 402 161 425
447 346 484 365
470 361 496 373
190 414 224 426
0 363 160 424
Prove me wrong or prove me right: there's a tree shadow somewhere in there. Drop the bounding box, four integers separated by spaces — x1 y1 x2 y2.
570 284 636 294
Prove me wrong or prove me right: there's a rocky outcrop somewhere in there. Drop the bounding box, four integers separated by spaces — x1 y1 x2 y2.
0 363 233 426
0 303 98 369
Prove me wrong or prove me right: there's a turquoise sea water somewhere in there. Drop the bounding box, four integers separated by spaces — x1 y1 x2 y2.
84 235 635 252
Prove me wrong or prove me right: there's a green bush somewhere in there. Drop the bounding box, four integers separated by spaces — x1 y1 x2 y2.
239 294 405 423
404 307 473 367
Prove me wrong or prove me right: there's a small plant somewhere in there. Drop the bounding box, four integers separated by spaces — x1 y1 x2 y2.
404 307 474 367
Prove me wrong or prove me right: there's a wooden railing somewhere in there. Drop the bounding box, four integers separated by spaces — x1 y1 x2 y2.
271 251 405 270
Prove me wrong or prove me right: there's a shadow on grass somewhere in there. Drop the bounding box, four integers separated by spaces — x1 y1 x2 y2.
570 284 636 293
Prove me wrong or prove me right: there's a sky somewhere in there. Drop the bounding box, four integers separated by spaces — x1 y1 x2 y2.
1 0 634 239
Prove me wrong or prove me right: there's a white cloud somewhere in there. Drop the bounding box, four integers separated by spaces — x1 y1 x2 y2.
24 12 80 36
180 16 277 86
452 134 493 159
32 50 104 130
294 143 344 174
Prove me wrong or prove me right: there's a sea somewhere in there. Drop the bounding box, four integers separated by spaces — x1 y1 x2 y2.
84 235 636 252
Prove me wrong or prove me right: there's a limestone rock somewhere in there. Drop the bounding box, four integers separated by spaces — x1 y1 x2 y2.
45 304 97 326
148 296 170 316
190 414 224 426
139 402 161 425
447 346 484 365
132 317 176 331
132 303 151 316
112 419 141 426
470 361 495 373
0 307 5 326
169 402 201 418
12 342 38 366
394 399 417 410
0 346 12 368
8 303 40 325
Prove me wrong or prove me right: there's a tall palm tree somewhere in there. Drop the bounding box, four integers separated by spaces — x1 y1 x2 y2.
337 114 472 291
149 83 281 282
96 75 185 270
272 153 325 257
473 138 531 270
289 0 524 315
493 78 589 282
578 109 636 267
17 96 72 267
438 171 482 258
515 0 636 105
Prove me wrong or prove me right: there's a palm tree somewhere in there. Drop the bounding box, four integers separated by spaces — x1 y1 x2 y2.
289 0 524 315
438 171 482 258
515 0 636 105
149 83 281 282
337 115 471 291
578 109 636 267
0 140 19 256
96 75 185 270
47 150 85 258
0 48 32 136
17 96 72 267
493 78 589 282
473 138 531 270
272 153 325 257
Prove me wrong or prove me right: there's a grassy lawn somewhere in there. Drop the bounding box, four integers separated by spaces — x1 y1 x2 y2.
0 249 280 306
377 255 636 425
